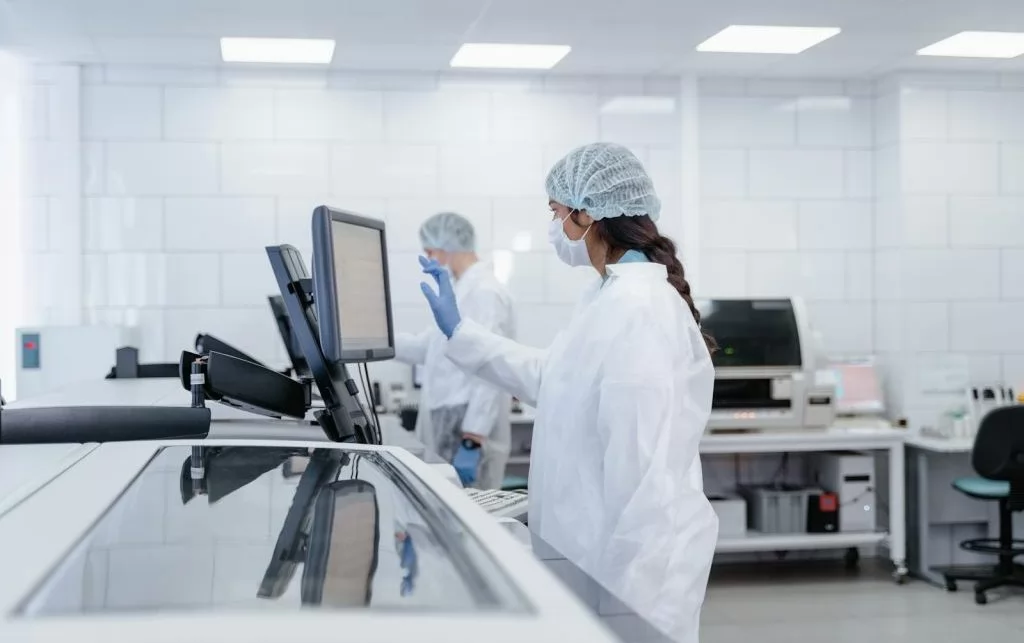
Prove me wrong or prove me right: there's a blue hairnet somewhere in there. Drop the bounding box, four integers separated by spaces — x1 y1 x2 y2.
545 142 661 222
419 211 476 252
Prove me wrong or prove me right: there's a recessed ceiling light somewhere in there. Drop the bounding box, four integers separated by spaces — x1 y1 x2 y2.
917 31 1024 58
600 96 678 115
450 43 571 69
696 25 841 54
220 37 336 64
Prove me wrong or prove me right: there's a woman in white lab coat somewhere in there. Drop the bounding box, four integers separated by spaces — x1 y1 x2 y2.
418 143 719 643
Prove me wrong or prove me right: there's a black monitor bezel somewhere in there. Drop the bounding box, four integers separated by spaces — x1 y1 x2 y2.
268 295 310 377
312 207 396 364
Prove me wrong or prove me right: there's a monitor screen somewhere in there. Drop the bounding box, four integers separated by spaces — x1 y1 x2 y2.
313 207 395 363
697 299 802 368
331 220 390 351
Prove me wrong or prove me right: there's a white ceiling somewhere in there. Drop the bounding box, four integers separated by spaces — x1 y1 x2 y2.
5 0 1024 77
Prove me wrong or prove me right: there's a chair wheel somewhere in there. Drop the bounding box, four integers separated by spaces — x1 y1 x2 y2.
945 579 957 592
975 591 988 605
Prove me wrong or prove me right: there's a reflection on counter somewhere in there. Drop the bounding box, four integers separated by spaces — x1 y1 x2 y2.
19 446 527 616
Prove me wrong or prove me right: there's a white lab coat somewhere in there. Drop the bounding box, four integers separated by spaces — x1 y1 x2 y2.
444 262 718 643
394 261 516 489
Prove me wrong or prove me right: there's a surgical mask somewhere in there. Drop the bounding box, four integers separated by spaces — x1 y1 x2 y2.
548 214 593 267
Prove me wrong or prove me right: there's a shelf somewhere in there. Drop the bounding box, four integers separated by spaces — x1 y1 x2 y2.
716 530 887 554
507 455 531 465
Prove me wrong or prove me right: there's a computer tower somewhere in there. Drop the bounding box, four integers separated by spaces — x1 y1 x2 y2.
816 453 876 533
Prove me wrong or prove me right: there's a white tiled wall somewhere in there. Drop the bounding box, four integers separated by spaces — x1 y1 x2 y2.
874 73 1024 416
15 63 1024 411
698 79 876 356
21 65 84 332
73 65 683 367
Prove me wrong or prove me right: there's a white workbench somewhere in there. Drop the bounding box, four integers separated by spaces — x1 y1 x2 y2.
700 424 907 579
471 400 910 577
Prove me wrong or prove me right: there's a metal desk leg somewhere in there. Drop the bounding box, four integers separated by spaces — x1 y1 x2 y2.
914 448 944 586
889 441 908 583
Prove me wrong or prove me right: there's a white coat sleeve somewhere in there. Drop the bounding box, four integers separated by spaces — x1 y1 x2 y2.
456 289 509 439
393 329 432 365
445 320 547 408
592 318 707 640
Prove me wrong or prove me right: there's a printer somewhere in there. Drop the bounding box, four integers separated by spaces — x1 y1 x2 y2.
698 298 836 431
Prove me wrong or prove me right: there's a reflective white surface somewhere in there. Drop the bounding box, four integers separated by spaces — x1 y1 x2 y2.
21 445 526 615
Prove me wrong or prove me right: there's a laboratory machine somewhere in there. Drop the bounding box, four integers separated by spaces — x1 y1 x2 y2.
698 298 836 431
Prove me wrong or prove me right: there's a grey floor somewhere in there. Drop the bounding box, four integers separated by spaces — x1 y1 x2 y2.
701 564 1024 643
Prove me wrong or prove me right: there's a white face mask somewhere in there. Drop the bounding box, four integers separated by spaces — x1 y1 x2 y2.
548 214 593 267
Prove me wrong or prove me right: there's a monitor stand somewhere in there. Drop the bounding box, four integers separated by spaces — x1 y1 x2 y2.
267 245 379 445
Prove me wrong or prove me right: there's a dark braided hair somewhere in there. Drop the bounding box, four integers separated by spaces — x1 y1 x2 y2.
573 212 717 353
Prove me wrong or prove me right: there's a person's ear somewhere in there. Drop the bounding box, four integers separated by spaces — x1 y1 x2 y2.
575 211 595 227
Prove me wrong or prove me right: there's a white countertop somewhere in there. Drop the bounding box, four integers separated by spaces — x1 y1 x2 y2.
904 434 974 453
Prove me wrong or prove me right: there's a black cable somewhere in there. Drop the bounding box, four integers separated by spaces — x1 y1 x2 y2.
359 363 382 445
356 364 373 444
840 487 876 507
366 364 382 444
769 453 790 487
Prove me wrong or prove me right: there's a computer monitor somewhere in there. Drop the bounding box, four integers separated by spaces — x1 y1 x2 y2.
269 295 310 378
697 298 803 369
266 243 378 444
312 207 395 364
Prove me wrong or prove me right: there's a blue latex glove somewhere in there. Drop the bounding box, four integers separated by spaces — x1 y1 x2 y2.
453 441 482 486
397 533 418 596
419 256 461 338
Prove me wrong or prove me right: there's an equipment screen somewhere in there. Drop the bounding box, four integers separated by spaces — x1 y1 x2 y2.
331 220 390 351
698 299 802 368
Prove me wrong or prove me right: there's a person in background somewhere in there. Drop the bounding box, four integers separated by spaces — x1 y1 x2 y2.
418 143 718 643
394 212 515 489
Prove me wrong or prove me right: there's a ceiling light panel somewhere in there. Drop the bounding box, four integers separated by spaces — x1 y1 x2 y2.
696 25 841 54
600 96 677 115
917 31 1024 58
450 43 571 69
220 38 336 64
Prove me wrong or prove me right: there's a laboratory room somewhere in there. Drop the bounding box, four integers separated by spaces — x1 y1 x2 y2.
4 0 1024 641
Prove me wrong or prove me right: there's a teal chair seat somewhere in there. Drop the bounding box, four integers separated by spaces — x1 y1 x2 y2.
953 477 1010 500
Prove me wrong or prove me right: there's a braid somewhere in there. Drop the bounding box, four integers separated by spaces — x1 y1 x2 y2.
594 215 717 353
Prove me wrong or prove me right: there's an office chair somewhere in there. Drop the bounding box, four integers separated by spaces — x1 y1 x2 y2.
940 405 1024 604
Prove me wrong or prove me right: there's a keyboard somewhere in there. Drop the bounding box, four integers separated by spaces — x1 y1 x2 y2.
465 488 529 519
